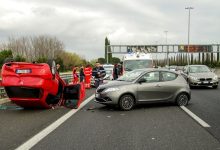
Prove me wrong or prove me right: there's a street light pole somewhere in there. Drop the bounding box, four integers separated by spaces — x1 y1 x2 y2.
155 41 158 67
106 45 109 64
186 7 193 66
164 31 168 66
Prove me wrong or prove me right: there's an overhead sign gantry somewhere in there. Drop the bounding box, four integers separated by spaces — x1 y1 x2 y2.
106 44 220 64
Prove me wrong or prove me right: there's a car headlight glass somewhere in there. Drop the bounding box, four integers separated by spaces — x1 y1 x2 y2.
104 87 119 93
213 75 218 81
189 76 198 81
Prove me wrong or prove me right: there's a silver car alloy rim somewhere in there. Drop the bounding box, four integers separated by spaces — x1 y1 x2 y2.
122 96 133 109
178 95 188 106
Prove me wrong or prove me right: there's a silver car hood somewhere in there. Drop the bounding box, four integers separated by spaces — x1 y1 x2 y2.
99 80 132 89
189 72 216 78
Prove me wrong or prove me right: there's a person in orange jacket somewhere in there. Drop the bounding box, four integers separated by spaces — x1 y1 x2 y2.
72 66 79 84
84 64 93 88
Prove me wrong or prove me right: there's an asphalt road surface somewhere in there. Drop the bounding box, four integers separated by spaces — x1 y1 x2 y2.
0 90 94 150
0 87 220 150
187 86 220 142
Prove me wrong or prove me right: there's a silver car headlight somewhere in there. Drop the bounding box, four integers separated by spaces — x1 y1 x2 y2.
104 87 119 93
213 75 218 81
189 76 198 81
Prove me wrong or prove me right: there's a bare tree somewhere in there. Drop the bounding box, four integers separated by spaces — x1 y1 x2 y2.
2 35 65 61
0 35 87 71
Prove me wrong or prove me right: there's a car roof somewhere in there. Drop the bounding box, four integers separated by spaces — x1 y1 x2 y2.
103 64 114 66
187 65 207 67
134 68 178 73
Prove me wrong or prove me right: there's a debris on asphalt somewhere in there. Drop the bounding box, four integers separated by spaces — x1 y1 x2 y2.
151 137 156 140
120 113 125 116
106 115 111 118
87 106 95 110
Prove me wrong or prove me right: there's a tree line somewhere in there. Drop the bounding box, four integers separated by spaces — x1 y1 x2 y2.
0 35 89 72
157 53 220 68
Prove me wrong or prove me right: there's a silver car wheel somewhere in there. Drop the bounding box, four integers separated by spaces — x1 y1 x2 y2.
177 94 188 106
119 95 134 111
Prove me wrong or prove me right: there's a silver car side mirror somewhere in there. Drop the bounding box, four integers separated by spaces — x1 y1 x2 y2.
138 78 146 84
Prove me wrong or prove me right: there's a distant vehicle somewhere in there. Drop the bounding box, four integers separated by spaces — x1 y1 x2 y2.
103 64 114 70
91 64 113 87
176 66 184 72
122 52 154 74
1 60 85 108
181 65 219 89
95 68 191 110
102 64 114 80
169 65 177 71
103 69 113 80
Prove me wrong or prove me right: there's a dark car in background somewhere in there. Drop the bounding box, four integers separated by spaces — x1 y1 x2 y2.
181 65 219 89
95 69 191 110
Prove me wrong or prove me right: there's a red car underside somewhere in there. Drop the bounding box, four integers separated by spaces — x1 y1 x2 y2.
1 62 85 109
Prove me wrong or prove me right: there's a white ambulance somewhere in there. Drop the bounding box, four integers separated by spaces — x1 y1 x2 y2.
122 52 154 74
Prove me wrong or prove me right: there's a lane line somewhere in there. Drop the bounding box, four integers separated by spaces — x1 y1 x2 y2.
15 94 95 150
180 106 211 128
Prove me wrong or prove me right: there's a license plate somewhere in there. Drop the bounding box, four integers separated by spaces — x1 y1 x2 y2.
16 69 31 74
203 81 209 84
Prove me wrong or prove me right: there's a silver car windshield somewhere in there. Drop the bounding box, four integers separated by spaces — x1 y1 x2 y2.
117 70 144 82
189 66 211 73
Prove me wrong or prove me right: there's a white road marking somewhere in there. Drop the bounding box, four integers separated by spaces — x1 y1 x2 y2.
15 94 95 150
180 106 211 128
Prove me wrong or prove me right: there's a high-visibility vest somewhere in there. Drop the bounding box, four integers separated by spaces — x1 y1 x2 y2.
84 67 92 76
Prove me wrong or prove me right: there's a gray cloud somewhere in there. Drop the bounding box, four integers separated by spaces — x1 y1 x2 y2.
0 0 220 60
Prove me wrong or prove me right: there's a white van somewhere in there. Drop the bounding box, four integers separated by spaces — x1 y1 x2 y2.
102 64 114 80
122 52 154 74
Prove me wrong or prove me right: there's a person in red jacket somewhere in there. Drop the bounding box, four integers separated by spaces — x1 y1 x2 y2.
84 64 92 88
72 66 79 84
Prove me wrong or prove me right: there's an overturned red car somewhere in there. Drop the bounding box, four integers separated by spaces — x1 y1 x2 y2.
1 60 85 109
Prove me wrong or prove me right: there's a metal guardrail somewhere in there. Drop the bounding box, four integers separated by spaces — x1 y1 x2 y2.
0 87 7 99
0 73 73 99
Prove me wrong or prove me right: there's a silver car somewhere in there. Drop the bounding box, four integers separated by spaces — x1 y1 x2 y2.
103 69 113 80
95 69 191 110
181 65 219 89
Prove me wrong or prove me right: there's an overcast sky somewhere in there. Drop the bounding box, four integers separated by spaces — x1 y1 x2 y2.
0 0 219 60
